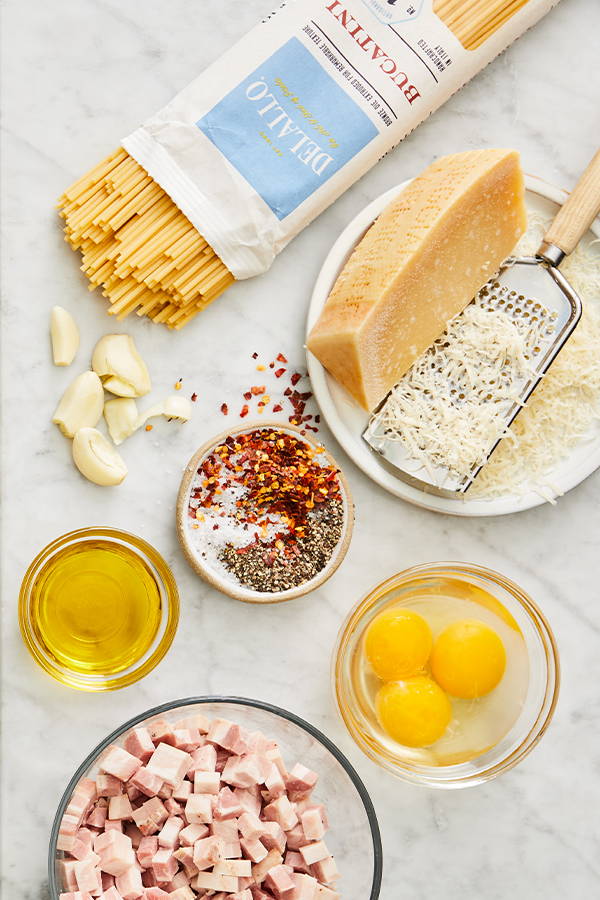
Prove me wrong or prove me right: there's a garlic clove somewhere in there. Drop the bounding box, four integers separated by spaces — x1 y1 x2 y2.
72 428 128 486
137 394 193 429
50 306 80 366
92 334 151 398
104 398 139 445
53 371 104 438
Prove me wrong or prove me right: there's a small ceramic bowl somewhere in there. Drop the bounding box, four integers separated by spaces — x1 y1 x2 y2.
176 422 354 603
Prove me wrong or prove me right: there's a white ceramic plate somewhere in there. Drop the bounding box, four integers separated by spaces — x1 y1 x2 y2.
306 175 600 517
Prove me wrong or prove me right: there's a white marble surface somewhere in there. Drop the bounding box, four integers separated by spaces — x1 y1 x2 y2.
2 0 600 897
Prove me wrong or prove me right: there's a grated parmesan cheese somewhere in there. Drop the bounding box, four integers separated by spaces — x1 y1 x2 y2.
371 213 600 501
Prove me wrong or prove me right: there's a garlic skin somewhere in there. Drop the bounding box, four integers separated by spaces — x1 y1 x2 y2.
72 428 128 486
53 371 104 438
137 395 193 428
50 306 80 366
104 398 139 445
92 334 151 398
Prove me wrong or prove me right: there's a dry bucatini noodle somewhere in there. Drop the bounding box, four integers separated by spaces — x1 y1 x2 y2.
58 148 235 329
433 0 529 50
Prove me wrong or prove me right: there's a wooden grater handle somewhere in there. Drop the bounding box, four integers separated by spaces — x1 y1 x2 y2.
544 150 600 256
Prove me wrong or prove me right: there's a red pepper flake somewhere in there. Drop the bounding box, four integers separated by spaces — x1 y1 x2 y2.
277 353 288 363
240 404 249 418
191 393 198 402
145 424 153 432
273 404 283 413
269 362 275 369
243 391 252 401
274 368 286 378
220 403 228 415
290 373 302 386
252 352 258 359
284 387 292 397
251 385 266 395
315 415 321 424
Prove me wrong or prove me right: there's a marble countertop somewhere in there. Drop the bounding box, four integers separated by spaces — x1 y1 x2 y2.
2 0 599 897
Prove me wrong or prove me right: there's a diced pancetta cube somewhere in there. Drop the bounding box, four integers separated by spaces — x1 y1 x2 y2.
230 728 252 757
214 787 243 820
136 836 158 869
264 764 286 800
100 747 142 783
123 823 143 849
126 785 142 804
265 747 288 778
115 865 144 900
94 830 136 876
98 888 123 900
213 859 252 877
131 797 168 836
148 720 176 746
108 795 133 821
193 771 220 794
157 815 183 849
285 765 318 801
58 859 78 890
300 808 325 842
299 842 329 867
206 719 241 751
289 873 319 900
315 885 340 899
238 812 263 842
193 871 238 893
104 821 124 835
259 821 287 854
164 798 183 817
251 850 284 884
184 793 213 825
174 713 210 735
100 872 115 892
284 851 311 875
192 835 225 871
87 806 108 829
234 787 262 818
124 729 155 763
129 767 164 798
240 837 267 864
282 825 305 851
74 858 102 894
179 823 209 846
247 732 273 756
222 755 266 790
311 856 339 883
97 775 124 798
264 864 296 899
170 870 191 891
173 846 197 877
156 782 174 801
141 869 158 888
173 729 203 752
187 744 217 776
223 839 242 859
172 780 192 803
263 796 298 832
151 847 178 882
71 829 95 860
146 744 191 788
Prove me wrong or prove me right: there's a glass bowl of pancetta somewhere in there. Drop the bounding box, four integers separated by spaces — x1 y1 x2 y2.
50 696 383 900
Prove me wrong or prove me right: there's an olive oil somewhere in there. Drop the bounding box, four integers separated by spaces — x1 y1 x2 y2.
30 539 162 677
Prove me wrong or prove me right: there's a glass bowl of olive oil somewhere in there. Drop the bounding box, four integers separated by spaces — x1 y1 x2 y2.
19 527 179 691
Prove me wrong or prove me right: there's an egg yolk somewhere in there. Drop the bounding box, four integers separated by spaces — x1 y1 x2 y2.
365 609 432 681
431 619 506 699
376 676 452 747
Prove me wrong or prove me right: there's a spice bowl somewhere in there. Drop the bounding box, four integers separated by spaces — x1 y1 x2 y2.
176 422 354 603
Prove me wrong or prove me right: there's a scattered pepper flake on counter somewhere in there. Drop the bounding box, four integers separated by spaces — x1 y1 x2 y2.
220 403 228 415
240 404 249 418
191 392 198 402
186 428 343 593
277 353 288 363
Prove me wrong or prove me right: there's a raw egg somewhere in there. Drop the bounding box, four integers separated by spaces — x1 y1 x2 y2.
365 609 432 681
431 619 506 699
376 676 452 747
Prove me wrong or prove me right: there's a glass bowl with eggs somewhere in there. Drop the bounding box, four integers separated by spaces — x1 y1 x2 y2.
333 562 559 788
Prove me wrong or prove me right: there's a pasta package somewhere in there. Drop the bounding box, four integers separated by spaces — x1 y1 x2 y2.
60 0 560 327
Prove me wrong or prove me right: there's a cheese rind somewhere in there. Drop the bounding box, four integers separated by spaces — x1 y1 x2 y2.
307 149 527 410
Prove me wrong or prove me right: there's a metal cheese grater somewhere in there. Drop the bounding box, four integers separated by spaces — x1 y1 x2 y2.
363 150 600 497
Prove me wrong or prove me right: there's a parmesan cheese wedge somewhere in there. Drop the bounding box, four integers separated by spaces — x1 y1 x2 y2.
307 149 527 410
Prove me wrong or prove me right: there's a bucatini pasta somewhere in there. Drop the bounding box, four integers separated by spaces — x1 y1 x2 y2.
58 1 559 328
434 0 529 50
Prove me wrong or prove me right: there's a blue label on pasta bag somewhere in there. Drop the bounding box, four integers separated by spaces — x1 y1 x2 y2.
197 37 378 220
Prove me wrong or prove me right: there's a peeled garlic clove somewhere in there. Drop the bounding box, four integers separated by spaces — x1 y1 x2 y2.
137 395 193 428
72 428 128 486
50 306 80 366
53 371 104 438
92 334 151 398
104 398 139 445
